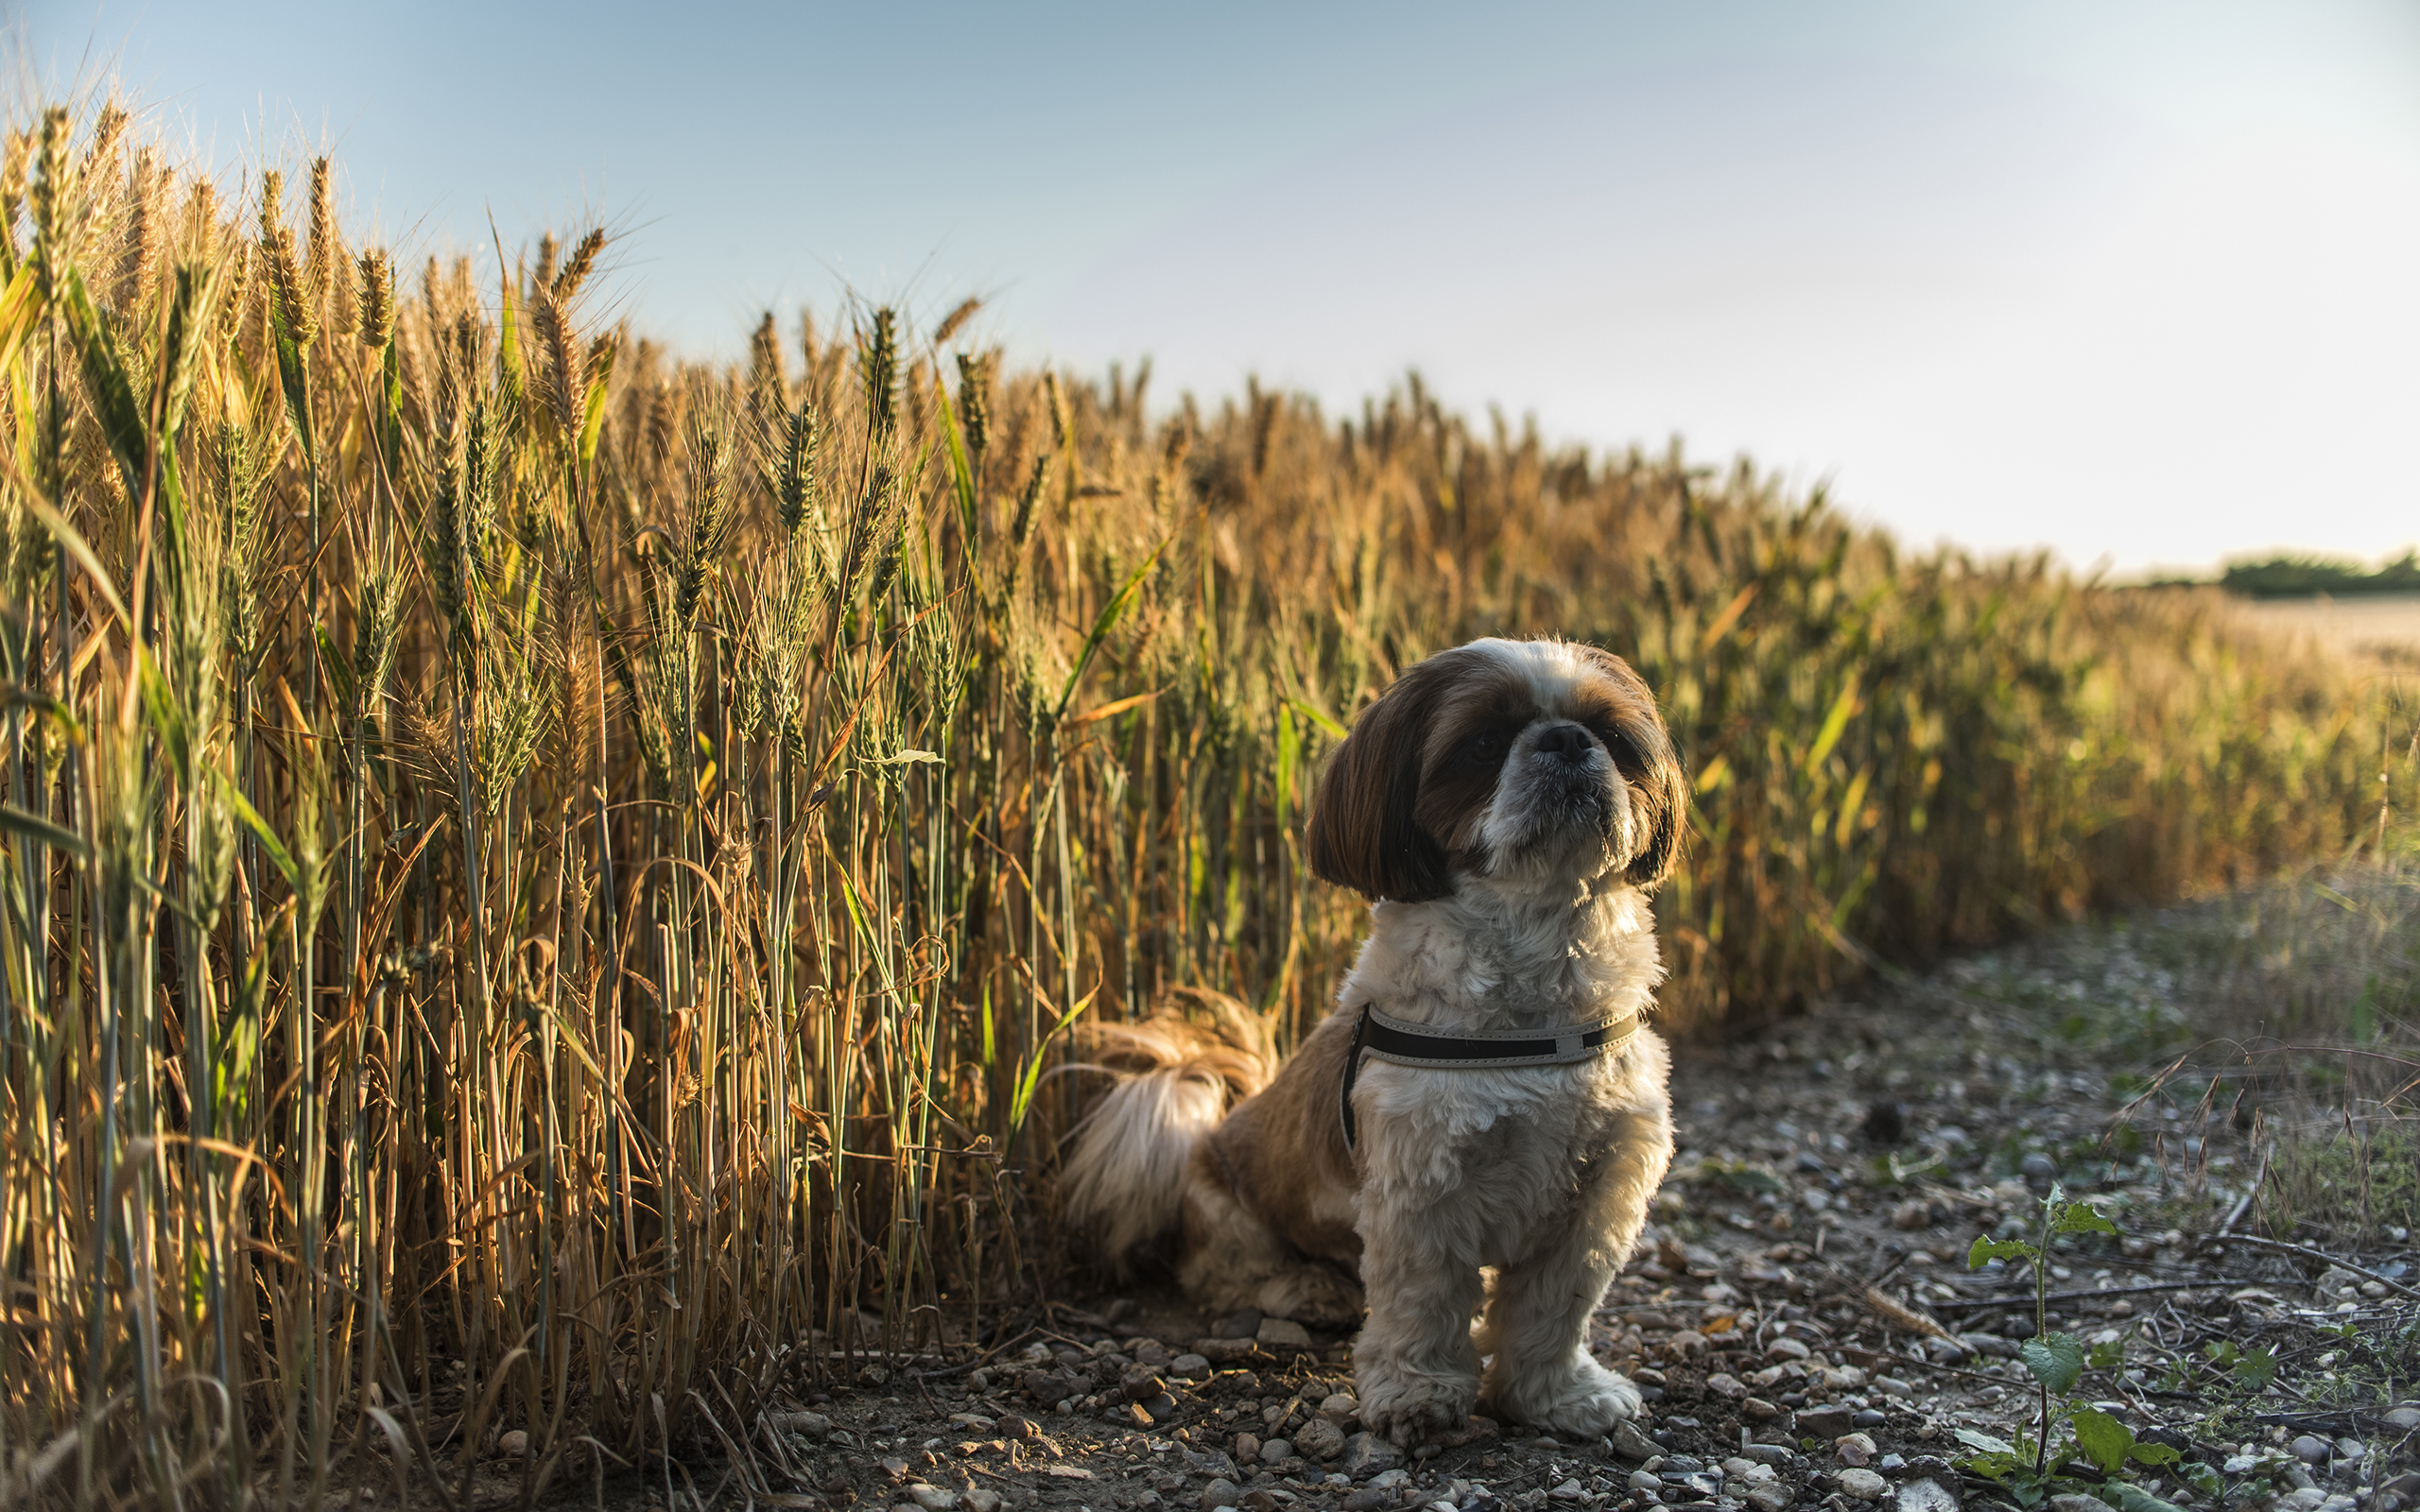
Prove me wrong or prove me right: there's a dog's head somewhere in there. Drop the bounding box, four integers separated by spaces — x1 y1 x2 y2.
1305 638 1686 902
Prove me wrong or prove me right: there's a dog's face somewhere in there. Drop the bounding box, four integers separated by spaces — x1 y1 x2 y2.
1306 638 1686 902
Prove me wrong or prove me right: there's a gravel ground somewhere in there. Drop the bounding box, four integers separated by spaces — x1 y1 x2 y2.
458 902 2420 1512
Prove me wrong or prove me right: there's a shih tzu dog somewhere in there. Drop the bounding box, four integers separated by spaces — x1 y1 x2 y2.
1063 637 1685 1446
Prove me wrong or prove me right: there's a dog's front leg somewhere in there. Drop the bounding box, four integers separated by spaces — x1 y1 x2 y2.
1474 1108 1668 1435
1352 1178 1486 1447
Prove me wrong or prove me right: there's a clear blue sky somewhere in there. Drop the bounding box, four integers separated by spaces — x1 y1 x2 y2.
21 0 2420 576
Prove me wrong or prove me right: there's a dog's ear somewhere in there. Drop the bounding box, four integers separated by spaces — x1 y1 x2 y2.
1575 644 1690 888
1305 659 1456 902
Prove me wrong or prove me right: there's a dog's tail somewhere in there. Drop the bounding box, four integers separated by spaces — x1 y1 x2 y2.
1061 988 1274 1272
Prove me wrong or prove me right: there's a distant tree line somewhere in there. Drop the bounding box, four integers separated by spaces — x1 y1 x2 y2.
2221 552 2420 598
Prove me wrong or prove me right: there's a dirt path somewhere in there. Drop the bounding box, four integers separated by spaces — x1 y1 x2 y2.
474 882 2419 1512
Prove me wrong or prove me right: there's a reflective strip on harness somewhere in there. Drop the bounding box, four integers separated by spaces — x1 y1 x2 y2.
1338 1005 1639 1150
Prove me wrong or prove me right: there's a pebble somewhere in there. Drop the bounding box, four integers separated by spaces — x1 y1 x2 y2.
2295 1435 2330 1464
2271 1492 2327 1512
1895 1482 1957 1512
495 1429 529 1457
2385 1407 2420 1432
1261 1439 1294 1465
1257 1317 1314 1349
1216 1310 1263 1340
1340 1492 1392 1512
1172 1353 1213 1380
1746 1485 1794 1512
1764 1337 1812 1362
1630 1471 1666 1495
1878 1454 1905 1473
1836 1434 1878 1468
1321 1392 1361 1423
1795 1406 1855 1438
1706 1373 1745 1400
963 1493 1003 1512
2336 1438 2366 1463
1341 1431 1403 1479
1235 1434 1262 1464
1612 1421 1662 1461
1740 1446 1794 1469
1741 1398 1781 1420
770 1410 832 1438
1548 1481 1589 1503
1853 1409 1887 1429
1200 1479 1243 1510
1295 1417 1348 1460
908 1488 957 1511
1839 1469 1889 1503
2048 1497 2115 1512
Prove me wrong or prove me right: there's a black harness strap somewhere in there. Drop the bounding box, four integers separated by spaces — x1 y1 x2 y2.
1338 1005 1639 1152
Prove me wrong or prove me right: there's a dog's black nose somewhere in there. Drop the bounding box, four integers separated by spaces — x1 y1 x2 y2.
1534 723 1591 757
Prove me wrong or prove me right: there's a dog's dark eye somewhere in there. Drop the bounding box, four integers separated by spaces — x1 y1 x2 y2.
1593 723 1644 772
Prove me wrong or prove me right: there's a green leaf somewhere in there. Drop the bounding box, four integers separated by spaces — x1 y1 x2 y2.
2054 1201 2119 1237
2070 1408 2135 1476
1970 1235 2036 1269
0 802 89 861
1953 1427 2017 1457
1051 537 1168 724
212 767 300 890
2021 1331 2085 1395
1282 696 1348 740
2101 1482 2191 1512
2087 1337 2126 1369
2231 1345 2277 1390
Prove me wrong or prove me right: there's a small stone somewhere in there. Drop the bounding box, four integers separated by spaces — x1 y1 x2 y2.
908 1488 958 1511
995 1414 1037 1440
1200 1479 1243 1510
1342 1432 1403 1479
2047 1496 2116 1512
1217 1310 1265 1340
1322 1392 1362 1424
2271 1493 2326 1512
1194 1338 1259 1364
1747 1485 1794 1512
1612 1420 1662 1461
1666 1330 1710 1357
1895 1480 1958 1512
1839 1470 1889 1503
1258 1317 1315 1349
1741 1398 1781 1420
1236 1434 1262 1463
1853 1409 1887 1430
1295 1417 1348 1460
1959 1333 2016 1359
495 1429 529 1457
879 1458 911 1484
1262 1439 1294 1465
1631 1471 1667 1495
2336 1438 2366 1463
963 1493 1003 1512
1796 1406 1854 1438
2295 1436 2330 1464
1548 1481 1588 1503
1878 1454 1905 1473
2020 1153 2057 1180
1340 1493 1392 1512
1837 1435 1877 1468
1128 1366 1169 1400
1172 1353 1213 1380
1876 1377 1914 1400
1764 1337 1812 1363
770 1410 833 1439
1244 1494 1282 1512
1705 1373 1746 1400
1741 1446 1794 1469
2384 1406 2420 1432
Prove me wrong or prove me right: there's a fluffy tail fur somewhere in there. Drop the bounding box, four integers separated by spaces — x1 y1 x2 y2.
1060 988 1274 1270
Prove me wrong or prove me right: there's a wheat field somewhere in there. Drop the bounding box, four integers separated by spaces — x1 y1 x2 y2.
0 103 2408 1505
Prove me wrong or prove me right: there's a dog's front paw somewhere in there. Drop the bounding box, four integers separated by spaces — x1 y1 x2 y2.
1481 1355 1641 1437
1357 1358 1478 1448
